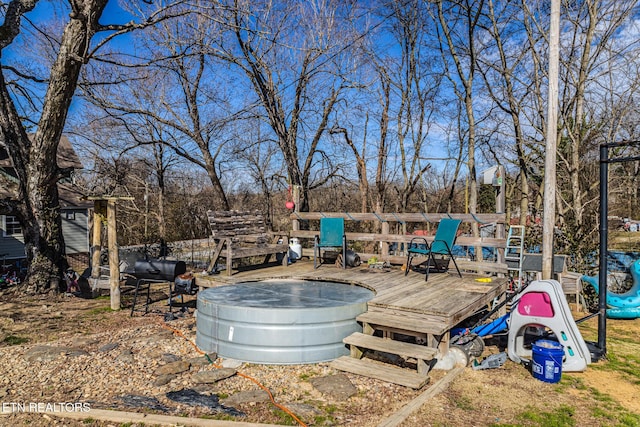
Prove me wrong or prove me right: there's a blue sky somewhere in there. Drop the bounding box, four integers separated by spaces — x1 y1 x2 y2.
0 1 145 134
6 1 139 58
9 1 510 185
26 0 134 24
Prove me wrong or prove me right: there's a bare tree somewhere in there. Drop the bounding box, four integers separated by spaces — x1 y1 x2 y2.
389 0 438 214
204 0 362 213
477 0 536 226
329 125 369 213
516 0 639 259
80 8 232 210
0 0 110 292
557 1 635 230
435 0 485 247
357 0 442 218
229 117 287 228
0 1 186 292
373 69 392 214
331 60 392 219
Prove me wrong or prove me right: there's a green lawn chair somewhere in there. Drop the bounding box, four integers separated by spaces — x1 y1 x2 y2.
405 218 462 281
314 217 347 269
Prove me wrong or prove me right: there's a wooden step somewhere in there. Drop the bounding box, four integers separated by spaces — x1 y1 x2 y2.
330 356 430 389
344 332 437 361
357 311 448 336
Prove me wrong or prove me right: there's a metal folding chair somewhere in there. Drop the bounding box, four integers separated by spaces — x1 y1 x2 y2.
405 218 462 281
314 217 347 269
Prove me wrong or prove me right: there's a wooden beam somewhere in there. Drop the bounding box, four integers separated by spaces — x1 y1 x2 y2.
376 367 465 427
290 230 507 248
107 199 120 311
90 203 102 280
292 185 301 231
330 356 430 389
495 165 506 267
289 212 506 224
381 221 390 256
85 195 134 201
542 0 560 280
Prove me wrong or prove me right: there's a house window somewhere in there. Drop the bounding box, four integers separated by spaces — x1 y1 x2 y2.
65 211 76 220
3 215 22 237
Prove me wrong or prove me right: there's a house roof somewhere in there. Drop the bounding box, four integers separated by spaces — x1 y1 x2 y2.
0 135 82 169
58 182 92 209
56 135 83 170
0 135 90 208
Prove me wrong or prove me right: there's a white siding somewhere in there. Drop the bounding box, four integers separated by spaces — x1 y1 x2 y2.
0 215 26 259
61 209 89 254
0 210 89 259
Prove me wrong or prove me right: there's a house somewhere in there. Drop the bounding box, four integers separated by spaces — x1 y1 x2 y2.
0 136 91 268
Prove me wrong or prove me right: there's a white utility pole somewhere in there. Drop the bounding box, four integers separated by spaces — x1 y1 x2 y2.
542 0 561 280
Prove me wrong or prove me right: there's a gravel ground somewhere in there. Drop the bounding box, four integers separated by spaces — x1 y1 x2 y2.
2 289 640 427
0 293 427 426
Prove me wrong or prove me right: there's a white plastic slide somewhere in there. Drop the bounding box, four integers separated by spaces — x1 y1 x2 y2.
507 279 591 372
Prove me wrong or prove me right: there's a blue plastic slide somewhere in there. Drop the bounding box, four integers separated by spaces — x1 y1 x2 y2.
581 259 640 319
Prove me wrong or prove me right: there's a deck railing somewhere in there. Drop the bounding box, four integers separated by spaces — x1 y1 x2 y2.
289 212 508 274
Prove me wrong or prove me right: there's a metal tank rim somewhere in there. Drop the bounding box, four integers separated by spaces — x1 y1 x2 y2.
195 278 375 364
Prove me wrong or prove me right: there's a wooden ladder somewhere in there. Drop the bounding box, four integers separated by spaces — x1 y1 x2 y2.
330 310 445 389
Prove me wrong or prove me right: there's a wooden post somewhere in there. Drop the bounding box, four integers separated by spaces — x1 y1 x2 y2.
381 220 390 257
91 202 103 280
107 199 120 310
292 185 301 232
495 165 506 266
542 0 560 280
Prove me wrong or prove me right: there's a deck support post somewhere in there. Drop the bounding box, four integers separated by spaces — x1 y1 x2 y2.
292 185 301 232
90 201 104 282
86 195 133 309
495 165 506 268
350 344 364 359
107 200 120 310
416 358 428 375
436 333 449 356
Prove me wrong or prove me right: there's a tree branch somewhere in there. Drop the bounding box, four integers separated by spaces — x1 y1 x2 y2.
0 0 37 51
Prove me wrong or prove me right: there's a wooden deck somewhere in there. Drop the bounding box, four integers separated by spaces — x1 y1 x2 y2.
197 260 507 388
197 260 507 342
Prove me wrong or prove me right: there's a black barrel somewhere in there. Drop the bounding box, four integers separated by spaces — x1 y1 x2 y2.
133 259 186 281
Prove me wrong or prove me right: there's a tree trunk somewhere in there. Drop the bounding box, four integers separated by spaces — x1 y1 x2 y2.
483 0 531 227
568 0 597 232
436 0 482 256
0 1 108 292
26 2 107 291
374 73 391 221
330 126 369 213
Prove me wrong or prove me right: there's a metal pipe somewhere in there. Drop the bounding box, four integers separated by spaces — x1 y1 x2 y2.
593 140 640 359
598 144 608 353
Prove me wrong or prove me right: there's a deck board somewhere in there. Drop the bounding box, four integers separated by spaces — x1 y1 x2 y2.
329 356 430 389
197 260 507 333
344 332 437 360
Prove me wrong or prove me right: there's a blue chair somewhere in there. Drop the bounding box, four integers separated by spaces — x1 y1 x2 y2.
405 218 462 281
314 218 347 269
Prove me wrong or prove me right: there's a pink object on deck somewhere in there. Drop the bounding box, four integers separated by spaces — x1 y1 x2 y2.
517 291 555 317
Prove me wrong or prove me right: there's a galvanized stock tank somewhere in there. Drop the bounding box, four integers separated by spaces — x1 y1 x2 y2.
196 279 374 364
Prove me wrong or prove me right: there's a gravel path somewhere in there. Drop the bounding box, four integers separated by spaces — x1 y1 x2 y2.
0 304 425 426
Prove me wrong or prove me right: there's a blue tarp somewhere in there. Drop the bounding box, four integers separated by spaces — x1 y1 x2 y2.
607 251 640 271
